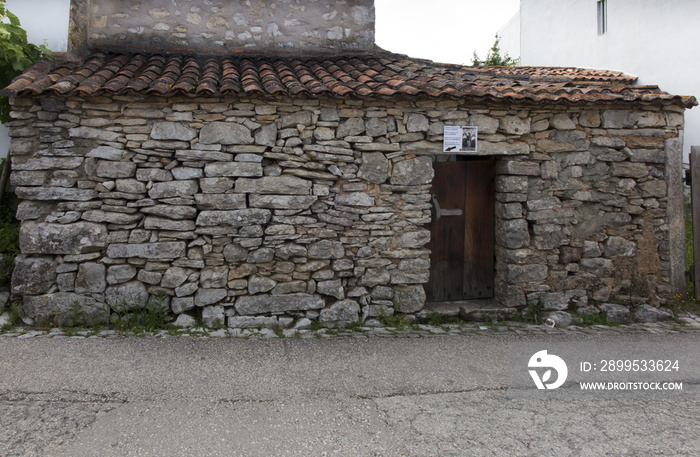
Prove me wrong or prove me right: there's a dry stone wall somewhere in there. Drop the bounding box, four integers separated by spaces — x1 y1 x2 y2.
6 94 685 327
85 0 375 53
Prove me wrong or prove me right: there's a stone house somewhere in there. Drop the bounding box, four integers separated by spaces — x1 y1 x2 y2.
1 0 695 328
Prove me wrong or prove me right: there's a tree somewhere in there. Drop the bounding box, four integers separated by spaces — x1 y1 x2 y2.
0 0 52 123
472 34 519 67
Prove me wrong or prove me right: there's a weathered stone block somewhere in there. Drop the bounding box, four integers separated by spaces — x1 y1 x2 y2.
579 258 614 275
280 111 312 129
235 294 324 315
317 279 344 299
201 305 225 327
22 293 109 326
20 221 107 255
106 265 137 285
160 267 189 289
107 242 186 259
600 303 631 324
358 152 389 184
393 285 425 313
171 296 195 314
148 180 199 199
199 122 253 144
604 236 637 258
504 264 548 283
499 116 530 135
96 161 137 178
601 110 638 129
336 117 365 137
11 255 57 295
196 209 271 227
203 162 263 177
227 316 279 329
151 121 197 141
141 205 197 219
320 299 360 328
235 176 312 194
468 114 499 134
336 192 374 206
105 281 149 310
249 194 317 209
195 288 227 306
308 240 344 259
75 262 106 294
495 219 529 249
390 156 434 185
194 194 246 210
15 187 98 201
255 123 278 146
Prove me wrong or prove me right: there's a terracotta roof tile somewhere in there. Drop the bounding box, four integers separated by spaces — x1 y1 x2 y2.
2 50 695 108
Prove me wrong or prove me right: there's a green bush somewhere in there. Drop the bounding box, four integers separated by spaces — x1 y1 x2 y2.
0 189 19 283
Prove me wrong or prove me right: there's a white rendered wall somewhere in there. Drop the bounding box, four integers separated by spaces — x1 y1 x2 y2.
1 0 70 160
502 0 700 161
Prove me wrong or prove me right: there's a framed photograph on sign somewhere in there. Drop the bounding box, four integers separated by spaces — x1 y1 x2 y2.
443 126 478 153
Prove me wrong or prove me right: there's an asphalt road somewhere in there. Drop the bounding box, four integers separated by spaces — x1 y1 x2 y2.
1 331 699 456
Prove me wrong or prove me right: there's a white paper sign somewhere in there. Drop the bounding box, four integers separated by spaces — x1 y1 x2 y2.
443 126 478 153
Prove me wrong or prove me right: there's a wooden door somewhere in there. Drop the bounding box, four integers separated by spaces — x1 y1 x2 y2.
426 160 495 301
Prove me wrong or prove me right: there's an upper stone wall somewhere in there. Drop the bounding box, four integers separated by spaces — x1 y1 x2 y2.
85 0 376 53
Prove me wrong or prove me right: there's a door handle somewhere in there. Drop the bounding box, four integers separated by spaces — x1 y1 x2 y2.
432 195 463 222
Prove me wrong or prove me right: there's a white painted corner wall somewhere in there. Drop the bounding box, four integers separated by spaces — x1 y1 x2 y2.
499 0 700 161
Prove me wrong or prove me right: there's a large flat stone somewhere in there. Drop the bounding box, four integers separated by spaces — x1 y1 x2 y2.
107 242 186 259
235 294 324 315
20 221 107 255
234 176 312 195
199 122 253 145
22 293 110 326
249 194 317 210
11 255 57 295
196 209 272 227
203 162 263 178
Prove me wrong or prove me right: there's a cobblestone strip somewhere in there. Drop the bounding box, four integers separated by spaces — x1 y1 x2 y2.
1 313 698 339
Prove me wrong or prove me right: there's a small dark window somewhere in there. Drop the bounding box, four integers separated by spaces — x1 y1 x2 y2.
597 0 608 35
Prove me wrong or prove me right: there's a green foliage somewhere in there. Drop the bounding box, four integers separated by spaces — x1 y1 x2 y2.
521 298 544 324
0 0 52 123
0 188 19 283
108 292 173 333
472 34 519 67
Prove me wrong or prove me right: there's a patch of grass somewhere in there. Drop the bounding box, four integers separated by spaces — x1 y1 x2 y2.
576 309 609 326
668 291 700 316
376 309 410 329
427 312 443 327
521 298 544 324
109 292 173 333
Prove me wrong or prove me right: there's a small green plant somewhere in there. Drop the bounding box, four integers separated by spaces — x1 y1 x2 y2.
0 190 19 284
427 312 443 327
668 291 700 316
308 319 323 331
472 34 519 67
521 298 544 324
576 309 609 326
377 309 409 330
110 292 172 333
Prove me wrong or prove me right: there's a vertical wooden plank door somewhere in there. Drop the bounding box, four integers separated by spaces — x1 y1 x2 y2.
426 160 495 301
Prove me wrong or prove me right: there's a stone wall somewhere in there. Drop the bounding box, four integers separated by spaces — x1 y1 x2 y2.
83 0 375 54
6 94 685 327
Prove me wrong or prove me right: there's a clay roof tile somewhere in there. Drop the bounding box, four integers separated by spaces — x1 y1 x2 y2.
0 50 694 108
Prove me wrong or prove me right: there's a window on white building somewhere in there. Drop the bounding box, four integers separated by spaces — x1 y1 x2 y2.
597 0 608 35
